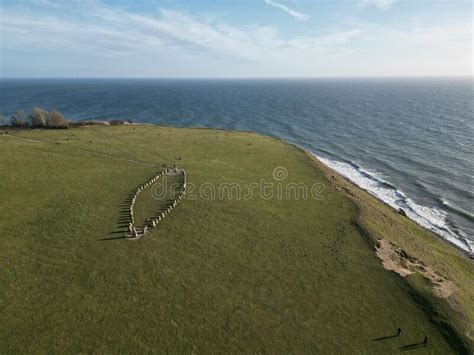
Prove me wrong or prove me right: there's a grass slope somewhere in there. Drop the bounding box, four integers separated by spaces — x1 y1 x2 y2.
0 125 471 353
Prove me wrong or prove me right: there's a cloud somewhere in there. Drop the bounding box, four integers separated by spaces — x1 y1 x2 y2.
0 1 471 77
30 0 59 6
3 8 355 66
359 0 397 10
263 0 310 21
0 2 298 61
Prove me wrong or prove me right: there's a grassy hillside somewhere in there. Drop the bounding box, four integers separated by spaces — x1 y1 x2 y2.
0 125 471 353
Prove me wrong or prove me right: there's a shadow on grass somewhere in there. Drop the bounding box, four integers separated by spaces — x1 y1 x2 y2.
97 235 130 241
113 196 133 238
399 342 426 351
372 334 398 341
406 288 470 354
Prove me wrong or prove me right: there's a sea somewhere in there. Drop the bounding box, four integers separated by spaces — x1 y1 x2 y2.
1 78 472 253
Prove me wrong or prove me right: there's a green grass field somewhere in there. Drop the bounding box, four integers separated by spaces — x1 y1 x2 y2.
0 125 471 353
133 174 184 234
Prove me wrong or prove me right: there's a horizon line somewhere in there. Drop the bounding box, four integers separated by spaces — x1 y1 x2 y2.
0 75 472 80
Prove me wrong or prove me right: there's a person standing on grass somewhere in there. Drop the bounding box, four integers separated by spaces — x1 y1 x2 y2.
397 327 402 336
423 336 429 346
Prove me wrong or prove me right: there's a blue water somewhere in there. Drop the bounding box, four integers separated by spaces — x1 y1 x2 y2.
1 78 472 252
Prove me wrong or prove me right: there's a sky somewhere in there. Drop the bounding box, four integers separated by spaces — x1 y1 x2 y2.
0 0 472 78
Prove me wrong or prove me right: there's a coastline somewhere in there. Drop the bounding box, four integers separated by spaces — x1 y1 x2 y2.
308 152 473 258
201 125 473 256
221 123 473 258
305 146 473 347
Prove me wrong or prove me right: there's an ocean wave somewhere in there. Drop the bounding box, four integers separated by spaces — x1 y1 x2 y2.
441 199 474 222
314 153 473 254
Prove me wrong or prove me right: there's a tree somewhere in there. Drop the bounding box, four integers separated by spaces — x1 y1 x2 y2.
46 109 68 128
29 107 49 128
11 110 25 128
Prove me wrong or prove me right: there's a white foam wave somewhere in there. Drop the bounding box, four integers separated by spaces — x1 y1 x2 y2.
314 154 473 254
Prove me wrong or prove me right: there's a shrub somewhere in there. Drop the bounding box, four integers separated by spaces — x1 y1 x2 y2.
29 107 49 128
68 120 87 127
46 109 68 128
68 120 106 127
87 120 108 125
11 110 26 128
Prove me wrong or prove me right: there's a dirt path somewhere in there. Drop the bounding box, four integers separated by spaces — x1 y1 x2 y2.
2 134 42 143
